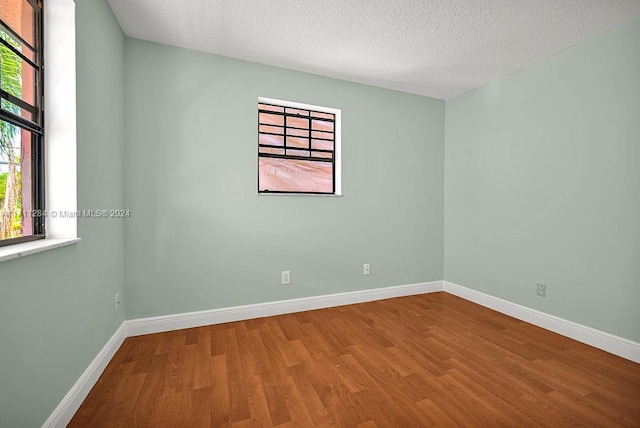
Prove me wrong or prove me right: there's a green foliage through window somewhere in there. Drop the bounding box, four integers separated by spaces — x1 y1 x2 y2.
1 29 24 239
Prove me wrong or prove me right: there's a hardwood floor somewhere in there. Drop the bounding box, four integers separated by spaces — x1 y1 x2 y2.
70 292 640 427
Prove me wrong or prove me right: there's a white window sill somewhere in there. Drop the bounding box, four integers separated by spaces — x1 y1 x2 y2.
0 238 81 263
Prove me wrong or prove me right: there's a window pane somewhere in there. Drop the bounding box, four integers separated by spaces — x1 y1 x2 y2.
285 108 309 116
312 151 333 159
286 149 310 157
1 98 32 121
259 103 283 113
312 119 333 132
0 0 36 47
0 40 37 108
259 147 284 155
259 134 283 146
259 112 283 126
286 136 308 148
311 130 332 140
0 29 35 61
288 128 309 137
286 116 309 129
312 139 333 151
259 124 283 134
0 119 33 239
311 112 333 120
259 158 333 193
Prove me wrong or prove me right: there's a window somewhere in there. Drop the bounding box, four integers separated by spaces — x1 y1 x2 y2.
258 97 341 195
0 0 77 261
0 0 44 246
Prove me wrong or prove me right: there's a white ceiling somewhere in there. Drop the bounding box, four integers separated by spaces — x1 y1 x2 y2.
107 0 640 100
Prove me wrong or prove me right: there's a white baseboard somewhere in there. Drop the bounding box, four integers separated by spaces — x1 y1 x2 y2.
42 322 127 428
443 281 640 364
126 281 444 336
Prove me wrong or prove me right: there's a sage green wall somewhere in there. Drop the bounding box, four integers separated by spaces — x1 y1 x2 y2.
124 39 445 318
0 1 126 426
444 18 640 341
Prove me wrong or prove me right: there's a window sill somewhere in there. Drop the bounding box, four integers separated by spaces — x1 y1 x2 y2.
0 238 81 263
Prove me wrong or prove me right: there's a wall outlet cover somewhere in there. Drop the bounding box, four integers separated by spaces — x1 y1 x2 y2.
536 283 547 297
282 271 291 285
363 263 371 276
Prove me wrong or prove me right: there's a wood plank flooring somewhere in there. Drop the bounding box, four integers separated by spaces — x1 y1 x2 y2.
70 292 640 427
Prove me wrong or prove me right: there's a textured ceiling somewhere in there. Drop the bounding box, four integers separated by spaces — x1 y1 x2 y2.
107 0 640 100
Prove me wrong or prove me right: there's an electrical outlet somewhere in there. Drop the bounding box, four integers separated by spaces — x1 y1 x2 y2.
536 283 547 297
282 271 291 285
363 263 371 276
114 293 120 312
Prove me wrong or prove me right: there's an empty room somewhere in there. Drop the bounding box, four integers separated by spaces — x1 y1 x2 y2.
0 0 639 426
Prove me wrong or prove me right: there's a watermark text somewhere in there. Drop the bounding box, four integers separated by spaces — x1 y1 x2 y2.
1 209 132 219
